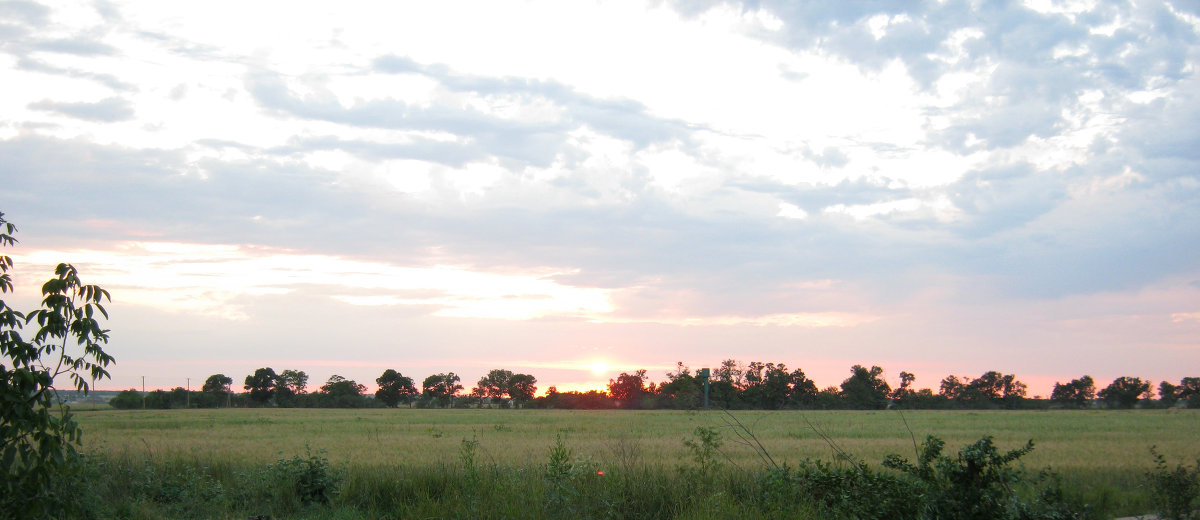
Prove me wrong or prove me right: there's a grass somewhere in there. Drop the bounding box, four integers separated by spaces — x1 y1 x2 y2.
72 407 1200 518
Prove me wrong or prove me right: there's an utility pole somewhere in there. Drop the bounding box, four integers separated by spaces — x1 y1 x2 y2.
186 377 190 408
141 376 146 409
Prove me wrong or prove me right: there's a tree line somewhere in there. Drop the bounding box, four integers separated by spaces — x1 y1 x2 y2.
109 360 1200 411
109 367 538 409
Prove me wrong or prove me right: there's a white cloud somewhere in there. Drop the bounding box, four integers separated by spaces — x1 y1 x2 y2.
777 202 808 220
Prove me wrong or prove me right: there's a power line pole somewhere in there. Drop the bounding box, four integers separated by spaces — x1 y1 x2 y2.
141 376 145 409
186 377 190 408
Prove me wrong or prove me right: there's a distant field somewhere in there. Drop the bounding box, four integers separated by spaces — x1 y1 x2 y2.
75 407 1198 477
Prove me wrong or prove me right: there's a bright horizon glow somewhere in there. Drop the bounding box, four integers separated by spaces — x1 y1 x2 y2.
588 361 610 376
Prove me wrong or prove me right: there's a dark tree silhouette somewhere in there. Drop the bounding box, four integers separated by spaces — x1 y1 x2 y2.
375 369 417 408
1050 375 1095 408
608 370 649 408
422 372 462 407
840 365 891 409
1098 376 1150 409
507 373 537 407
243 367 278 405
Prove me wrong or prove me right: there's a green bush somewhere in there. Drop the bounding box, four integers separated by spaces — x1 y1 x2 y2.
756 460 922 519
1146 446 1200 520
883 435 1079 520
273 446 343 505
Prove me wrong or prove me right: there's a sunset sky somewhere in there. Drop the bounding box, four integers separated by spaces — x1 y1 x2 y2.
2 0 1198 396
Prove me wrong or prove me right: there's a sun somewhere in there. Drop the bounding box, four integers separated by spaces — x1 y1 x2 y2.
588 361 610 376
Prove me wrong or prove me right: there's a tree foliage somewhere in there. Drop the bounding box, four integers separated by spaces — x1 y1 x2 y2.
507 373 537 407
607 369 649 408
1098 376 1151 409
202 373 233 394
1050 375 1095 408
277 369 309 395
375 369 417 408
474 368 514 404
1 212 115 519
840 365 891 409
243 367 278 405
421 372 462 407
318 375 366 407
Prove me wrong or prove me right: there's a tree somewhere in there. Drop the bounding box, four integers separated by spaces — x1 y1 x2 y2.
608 369 649 408
743 362 793 409
277 369 309 395
939 375 966 401
421 372 462 407
1098 376 1151 409
202 373 233 394
243 367 278 405
109 389 142 409
957 371 1028 409
1178 377 1200 408
507 373 537 408
199 373 233 408
1050 376 1095 408
1158 381 1179 407
712 359 744 387
788 368 819 407
474 369 514 406
319 375 366 408
1 212 115 518
375 369 417 408
656 362 701 409
894 371 916 399
840 365 891 409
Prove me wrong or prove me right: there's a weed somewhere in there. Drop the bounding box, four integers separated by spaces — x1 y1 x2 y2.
459 436 481 482
680 426 724 482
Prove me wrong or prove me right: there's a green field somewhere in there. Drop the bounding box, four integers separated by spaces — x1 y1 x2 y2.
72 408 1199 519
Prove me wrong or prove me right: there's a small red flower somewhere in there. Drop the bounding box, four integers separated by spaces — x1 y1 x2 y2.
597 471 605 476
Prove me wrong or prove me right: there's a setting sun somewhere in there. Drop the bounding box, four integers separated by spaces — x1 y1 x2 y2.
588 361 610 376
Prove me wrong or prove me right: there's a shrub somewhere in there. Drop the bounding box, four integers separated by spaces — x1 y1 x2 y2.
272 446 343 505
883 435 1078 520
1146 446 1200 520
758 460 921 519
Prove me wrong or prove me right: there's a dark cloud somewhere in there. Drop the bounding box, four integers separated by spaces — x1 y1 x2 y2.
27 97 134 121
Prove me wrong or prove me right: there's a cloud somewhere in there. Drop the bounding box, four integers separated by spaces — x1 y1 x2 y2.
0 0 49 27
27 97 135 122
30 37 117 56
15 56 137 91
242 56 694 169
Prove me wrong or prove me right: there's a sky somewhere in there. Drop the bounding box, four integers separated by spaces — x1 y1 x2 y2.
1 0 1198 397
